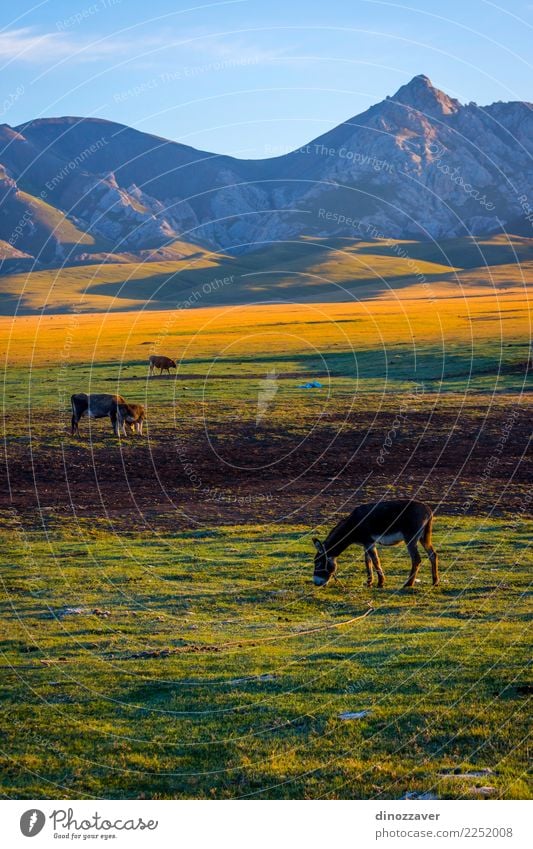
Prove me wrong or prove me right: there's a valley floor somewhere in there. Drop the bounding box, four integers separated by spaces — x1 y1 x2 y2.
0 291 531 799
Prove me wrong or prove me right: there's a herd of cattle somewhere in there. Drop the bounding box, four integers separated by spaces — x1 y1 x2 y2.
70 356 176 436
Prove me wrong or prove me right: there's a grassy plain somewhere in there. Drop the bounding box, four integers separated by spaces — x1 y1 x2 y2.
0 237 531 799
0 514 530 800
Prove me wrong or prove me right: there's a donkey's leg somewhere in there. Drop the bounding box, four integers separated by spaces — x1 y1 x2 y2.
428 546 439 586
421 538 439 584
364 550 374 587
403 540 422 588
368 545 385 587
420 520 439 585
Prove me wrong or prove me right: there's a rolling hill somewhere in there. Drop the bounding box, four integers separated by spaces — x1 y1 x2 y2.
1 234 530 315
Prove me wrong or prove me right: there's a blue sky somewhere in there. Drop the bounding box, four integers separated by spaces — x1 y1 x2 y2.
1 0 531 158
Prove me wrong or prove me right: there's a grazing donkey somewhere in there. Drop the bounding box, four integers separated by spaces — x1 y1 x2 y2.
71 393 126 437
312 499 438 588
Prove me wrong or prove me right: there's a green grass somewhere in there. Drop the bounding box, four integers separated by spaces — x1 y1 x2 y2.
2 333 531 418
1 295 530 799
0 514 530 799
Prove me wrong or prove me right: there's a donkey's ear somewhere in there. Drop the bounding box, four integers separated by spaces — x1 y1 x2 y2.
312 537 324 552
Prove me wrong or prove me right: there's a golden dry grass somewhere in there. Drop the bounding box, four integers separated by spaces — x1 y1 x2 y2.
1 283 530 370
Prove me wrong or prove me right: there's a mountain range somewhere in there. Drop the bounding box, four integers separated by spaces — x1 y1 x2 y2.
0 74 532 273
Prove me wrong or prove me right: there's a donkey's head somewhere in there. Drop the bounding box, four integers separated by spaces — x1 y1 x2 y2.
312 538 337 586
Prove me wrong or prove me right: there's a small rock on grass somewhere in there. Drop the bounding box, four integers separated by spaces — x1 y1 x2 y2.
403 791 438 800
339 710 370 720
228 674 275 685
54 607 111 618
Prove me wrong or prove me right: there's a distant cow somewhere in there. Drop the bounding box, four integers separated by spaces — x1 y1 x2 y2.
70 393 126 436
117 402 145 436
149 355 176 376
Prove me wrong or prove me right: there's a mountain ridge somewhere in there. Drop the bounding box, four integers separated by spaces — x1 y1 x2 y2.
1 74 532 270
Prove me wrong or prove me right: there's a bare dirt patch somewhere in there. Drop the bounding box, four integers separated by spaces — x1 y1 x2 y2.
2 397 530 530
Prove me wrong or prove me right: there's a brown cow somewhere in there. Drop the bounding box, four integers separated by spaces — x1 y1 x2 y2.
149 355 176 376
117 402 145 436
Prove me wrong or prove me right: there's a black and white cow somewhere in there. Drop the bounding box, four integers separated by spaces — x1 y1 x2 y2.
70 393 126 436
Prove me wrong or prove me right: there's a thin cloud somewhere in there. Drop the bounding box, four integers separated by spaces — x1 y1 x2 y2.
0 27 161 64
0 28 69 63
0 26 298 68
187 34 296 66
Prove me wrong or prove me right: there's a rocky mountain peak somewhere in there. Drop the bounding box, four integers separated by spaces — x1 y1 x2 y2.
390 74 462 117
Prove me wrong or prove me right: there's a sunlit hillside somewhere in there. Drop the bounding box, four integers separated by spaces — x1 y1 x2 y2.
1 234 531 315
